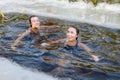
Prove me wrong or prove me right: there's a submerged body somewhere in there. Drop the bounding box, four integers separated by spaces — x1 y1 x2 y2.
41 26 99 62
11 15 60 49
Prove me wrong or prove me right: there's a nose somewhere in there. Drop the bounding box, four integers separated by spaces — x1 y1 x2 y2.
35 21 40 25
67 32 71 37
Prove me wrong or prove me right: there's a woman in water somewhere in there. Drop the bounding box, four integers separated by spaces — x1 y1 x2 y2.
12 15 61 49
12 15 43 48
41 26 99 62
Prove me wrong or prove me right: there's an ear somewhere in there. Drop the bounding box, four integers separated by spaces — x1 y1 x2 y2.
76 34 78 37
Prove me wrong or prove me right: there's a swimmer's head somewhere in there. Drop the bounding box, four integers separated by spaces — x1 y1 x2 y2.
66 26 79 41
29 15 40 29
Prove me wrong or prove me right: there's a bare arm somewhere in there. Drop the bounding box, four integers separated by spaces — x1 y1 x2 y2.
78 42 99 62
41 38 65 47
13 28 31 46
78 42 92 53
47 38 65 45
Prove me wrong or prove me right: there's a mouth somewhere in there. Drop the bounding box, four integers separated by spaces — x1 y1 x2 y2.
67 37 73 40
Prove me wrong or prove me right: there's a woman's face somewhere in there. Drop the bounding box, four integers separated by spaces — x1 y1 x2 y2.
30 17 40 29
66 27 78 41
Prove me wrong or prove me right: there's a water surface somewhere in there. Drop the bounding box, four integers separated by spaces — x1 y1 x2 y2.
0 13 120 80
0 0 120 80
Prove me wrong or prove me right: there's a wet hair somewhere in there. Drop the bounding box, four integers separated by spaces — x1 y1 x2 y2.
71 26 79 35
29 15 39 27
70 26 80 40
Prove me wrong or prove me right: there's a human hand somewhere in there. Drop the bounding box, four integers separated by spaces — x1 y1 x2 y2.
91 55 99 62
18 33 22 37
11 41 18 50
41 43 50 47
11 45 16 50
13 40 19 46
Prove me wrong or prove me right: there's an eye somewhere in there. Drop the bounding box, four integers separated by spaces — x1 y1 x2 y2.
37 20 39 22
32 20 35 23
67 30 69 33
71 31 74 34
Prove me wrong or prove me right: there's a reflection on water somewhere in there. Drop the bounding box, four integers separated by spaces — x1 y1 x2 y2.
0 13 120 80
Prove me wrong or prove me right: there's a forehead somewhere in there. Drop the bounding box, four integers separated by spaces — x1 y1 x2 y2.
31 17 39 20
68 27 76 32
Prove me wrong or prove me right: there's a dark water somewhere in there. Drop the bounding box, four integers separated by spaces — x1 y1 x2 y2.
0 13 120 80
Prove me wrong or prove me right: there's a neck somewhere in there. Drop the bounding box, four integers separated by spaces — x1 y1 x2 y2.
31 27 39 33
66 39 77 46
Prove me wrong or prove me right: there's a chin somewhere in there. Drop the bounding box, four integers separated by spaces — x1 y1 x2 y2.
68 39 73 42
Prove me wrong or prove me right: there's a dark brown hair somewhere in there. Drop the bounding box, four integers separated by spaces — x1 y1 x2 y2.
71 26 79 35
70 26 80 40
29 15 38 27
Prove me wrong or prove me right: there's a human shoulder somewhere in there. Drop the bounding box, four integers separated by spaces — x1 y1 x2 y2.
19 28 31 37
77 41 85 47
23 28 31 34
